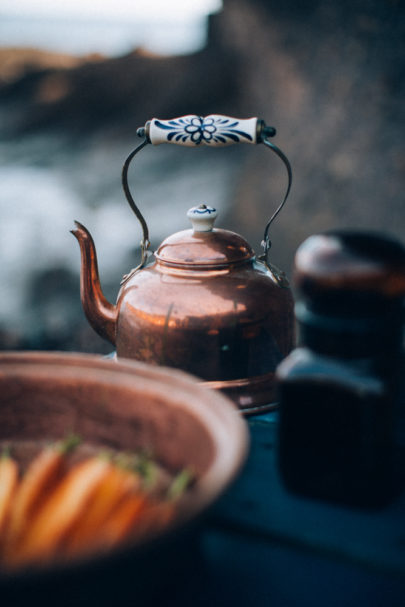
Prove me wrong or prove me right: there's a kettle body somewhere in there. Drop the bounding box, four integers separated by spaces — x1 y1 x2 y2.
116 229 294 384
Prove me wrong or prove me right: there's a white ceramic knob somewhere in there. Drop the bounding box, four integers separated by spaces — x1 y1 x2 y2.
187 205 218 232
149 115 258 146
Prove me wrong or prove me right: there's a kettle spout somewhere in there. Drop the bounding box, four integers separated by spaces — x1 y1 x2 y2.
71 221 117 345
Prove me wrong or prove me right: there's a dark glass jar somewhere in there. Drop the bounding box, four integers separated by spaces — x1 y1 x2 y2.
276 231 405 508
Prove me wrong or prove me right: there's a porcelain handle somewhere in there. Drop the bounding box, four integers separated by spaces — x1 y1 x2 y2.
144 115 273 146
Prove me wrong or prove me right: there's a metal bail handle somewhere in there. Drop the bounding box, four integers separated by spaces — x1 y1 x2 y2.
122 115 292 279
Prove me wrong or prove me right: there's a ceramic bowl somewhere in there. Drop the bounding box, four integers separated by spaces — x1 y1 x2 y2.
0 351 248 606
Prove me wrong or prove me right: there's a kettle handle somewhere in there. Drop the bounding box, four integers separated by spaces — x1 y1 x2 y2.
140 115 275 147
121 115 291 283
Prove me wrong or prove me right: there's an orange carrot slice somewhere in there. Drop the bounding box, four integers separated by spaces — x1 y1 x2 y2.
0 450 19 541
95 494 175 555
5 436 78 548
6 455 110 568
64 465 141 557
93 492 148 551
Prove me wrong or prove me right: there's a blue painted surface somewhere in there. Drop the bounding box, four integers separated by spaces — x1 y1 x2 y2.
214 413 405 573
167 412 405 607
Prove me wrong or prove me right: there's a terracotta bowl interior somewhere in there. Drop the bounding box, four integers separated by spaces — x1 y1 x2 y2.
0 351 248 568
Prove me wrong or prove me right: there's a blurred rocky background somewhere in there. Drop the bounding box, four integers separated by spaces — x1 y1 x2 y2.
0 0 404 353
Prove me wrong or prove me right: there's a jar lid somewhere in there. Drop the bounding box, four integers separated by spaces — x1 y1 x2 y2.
294 231 405 301
155 205 254 268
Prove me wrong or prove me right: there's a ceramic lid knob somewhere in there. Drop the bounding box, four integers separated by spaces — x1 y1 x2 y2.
187 205 218 232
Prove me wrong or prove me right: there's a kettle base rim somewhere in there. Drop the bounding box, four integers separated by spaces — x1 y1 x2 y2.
202 372 278 416
106 352 277 416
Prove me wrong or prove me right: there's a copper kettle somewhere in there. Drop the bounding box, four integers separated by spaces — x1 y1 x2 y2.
72 114 295 414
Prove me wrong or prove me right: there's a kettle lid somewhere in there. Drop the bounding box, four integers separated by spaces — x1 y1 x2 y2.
155 204 254 269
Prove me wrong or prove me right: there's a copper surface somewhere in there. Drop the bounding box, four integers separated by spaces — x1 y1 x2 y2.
73 223 295 413
156 228 254 267
71 222 117 343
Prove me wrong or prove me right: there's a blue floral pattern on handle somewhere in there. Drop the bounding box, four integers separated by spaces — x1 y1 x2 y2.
153 115 255 146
